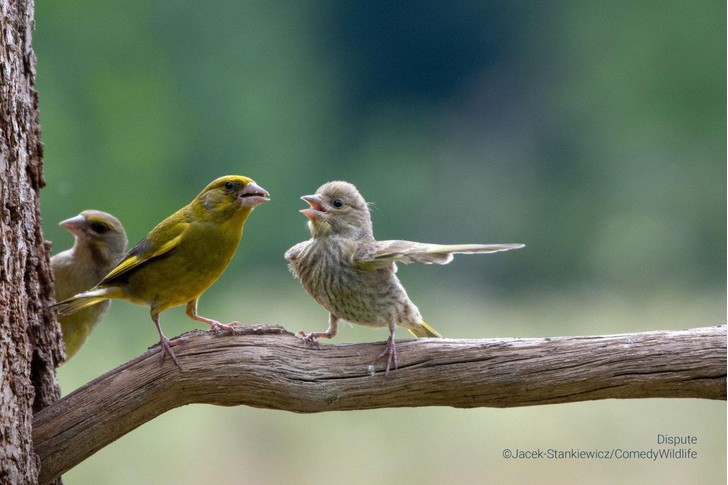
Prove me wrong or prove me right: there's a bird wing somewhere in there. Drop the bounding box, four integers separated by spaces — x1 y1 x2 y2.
284 240 308 262
99 220 189 284
355 240 524 268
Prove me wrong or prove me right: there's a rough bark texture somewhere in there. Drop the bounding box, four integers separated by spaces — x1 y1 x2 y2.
34 324 726 484
0 0 63 483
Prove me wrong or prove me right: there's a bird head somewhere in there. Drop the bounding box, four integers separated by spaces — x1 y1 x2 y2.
300 181 373 239
60 210 128 265
194 175 270 222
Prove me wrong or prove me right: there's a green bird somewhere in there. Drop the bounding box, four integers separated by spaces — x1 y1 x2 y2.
51 210 128 362
285 181 524 374
56 175 270 366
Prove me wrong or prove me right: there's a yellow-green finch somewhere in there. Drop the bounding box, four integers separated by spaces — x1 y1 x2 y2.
285 181 524 374
56 175 270 366
51 210 128 361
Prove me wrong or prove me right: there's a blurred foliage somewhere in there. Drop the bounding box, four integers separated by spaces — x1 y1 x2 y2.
37 1 725 295
32 1 725 484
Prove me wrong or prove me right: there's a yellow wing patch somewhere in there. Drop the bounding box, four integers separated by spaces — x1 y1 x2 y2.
101 229 186 282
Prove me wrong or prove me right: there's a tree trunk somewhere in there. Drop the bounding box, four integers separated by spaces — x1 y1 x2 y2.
0 0 63 483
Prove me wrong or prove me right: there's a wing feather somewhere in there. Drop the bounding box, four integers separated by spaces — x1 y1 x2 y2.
99 221 188 283
355 241 524 268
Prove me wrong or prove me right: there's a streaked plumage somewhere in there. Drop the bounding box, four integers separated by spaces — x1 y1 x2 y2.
56 175 270 367
285 180 523 374
51 210 128 361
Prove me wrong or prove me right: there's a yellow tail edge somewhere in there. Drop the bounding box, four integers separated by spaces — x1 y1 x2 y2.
55 295 108 316
407 321 443 338
54 287 116 316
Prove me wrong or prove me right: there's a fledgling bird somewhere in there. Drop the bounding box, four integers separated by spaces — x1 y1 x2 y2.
56 175 270 367
285 181 524 374
51 210 128 362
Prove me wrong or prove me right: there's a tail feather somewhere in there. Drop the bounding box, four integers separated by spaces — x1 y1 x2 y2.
55 287 117 316
407 321 443 338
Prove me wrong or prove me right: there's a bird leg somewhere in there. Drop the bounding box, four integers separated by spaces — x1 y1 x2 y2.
151 311 182 370
298 313 339 343
185 300 240 332
376 325 398 375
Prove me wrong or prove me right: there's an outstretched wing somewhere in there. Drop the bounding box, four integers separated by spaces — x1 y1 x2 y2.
355 240 524 268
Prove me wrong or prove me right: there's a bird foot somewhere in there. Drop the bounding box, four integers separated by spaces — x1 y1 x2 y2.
297 331 318 344
297 331 333 345
158 335 184 370
209 320 241 334
375 336 398 375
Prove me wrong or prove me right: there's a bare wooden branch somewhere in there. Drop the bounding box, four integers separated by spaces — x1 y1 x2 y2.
34 325 725 484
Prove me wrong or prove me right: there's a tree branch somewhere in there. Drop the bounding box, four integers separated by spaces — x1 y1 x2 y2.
34 324 725 484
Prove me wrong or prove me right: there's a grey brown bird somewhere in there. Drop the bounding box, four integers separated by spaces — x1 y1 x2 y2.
51 210 128 361
285 181 524 374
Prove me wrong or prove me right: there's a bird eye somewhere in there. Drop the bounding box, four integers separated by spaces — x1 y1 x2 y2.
333 198 344 208
224 181 235 190
90 222 109 234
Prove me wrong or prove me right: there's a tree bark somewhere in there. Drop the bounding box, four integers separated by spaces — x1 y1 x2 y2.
0 0 62 483
34 324 726 484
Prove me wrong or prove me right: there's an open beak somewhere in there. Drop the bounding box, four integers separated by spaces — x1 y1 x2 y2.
59 214 86 238
239 182 270 208
300 194 327 220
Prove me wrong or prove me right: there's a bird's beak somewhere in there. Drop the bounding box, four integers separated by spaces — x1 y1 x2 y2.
300 194 327 220
59 214 86 238
239 182 270 208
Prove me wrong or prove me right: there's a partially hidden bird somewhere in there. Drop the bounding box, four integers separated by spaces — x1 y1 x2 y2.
51 210 128 362
55 175 270 367
285 181 524 374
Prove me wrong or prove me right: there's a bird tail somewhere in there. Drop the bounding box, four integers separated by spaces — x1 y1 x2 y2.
408 321 443 338
55 287 117 316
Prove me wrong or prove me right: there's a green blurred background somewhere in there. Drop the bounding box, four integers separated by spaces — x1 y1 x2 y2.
35 1 725 484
